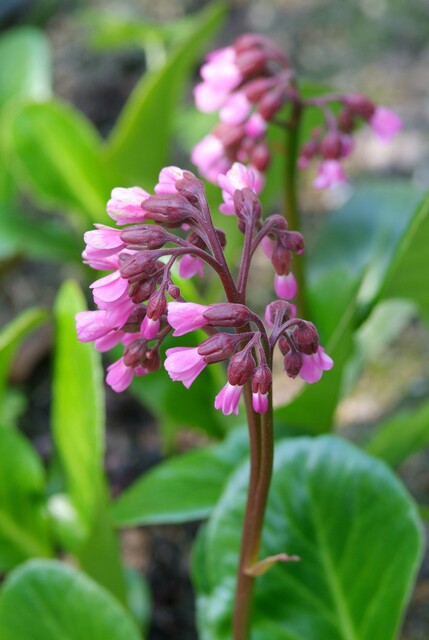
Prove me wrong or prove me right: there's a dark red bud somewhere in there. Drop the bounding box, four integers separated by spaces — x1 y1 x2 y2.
130 278 158 303
227 349 256 386
320 132 343 160
203 303 252 327
233 188 262 231
293 321 319 355
213 123 244 149
284 231 304 254
234 33 270 53
144 348 161 372
266 300 293 326
345 94 375 119
119 251 158 281
175 172 205 207
167 283 181 299
284 350 303 378
143 194 200 225
271 243 291 275
278 335 290 356
123 338 148 368
120 225 173 250
122 305 147 332
257 89 284 121
249 140 271 171
236 49 267 76
244 77 277 102
299 138 320 160
215 228 227 248
197 333 241 364
147 289 167 320
267 214 288 231
251 364 272 394
337 108 355 133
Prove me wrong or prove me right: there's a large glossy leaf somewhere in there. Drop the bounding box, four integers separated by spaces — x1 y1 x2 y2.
0 27 51 109
378 191 429 324
52 281 105 527
112 428 248 526
0 307 48 406
103 2 226 187
6 100 112 225
365 399 429 467
0 428 52 570
0 560 142 640
194 436 422 640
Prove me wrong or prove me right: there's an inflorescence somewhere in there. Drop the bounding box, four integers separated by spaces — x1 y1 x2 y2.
191 33 402 188
76 163 333 415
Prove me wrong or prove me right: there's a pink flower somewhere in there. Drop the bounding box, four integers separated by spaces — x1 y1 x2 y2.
107 187 150 225
369 107 402 142
155 166 185 195
313 160 347 190
164 346 207 389
94 330 124 352
252 390 268 414
82 249 119 271
220 93 251 125
140 316 160 340
218 162 264 214
274 273 298 299
299 346 334 384
167 302 209 336
200 46 242 92
178 254 204 279
194 82 229 112
76 310 115 342
244 113 267 138
214 382 243 415
191 134 230 182
106 358 148 392
84 224 124 259
90 270 129 305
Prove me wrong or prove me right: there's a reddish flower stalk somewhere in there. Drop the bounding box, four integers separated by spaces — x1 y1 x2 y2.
76 162 333 639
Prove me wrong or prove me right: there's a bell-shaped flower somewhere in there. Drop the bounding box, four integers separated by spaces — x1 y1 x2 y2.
214 382 243 415
164 346 207 389
299 346 334 383
167 302 210 336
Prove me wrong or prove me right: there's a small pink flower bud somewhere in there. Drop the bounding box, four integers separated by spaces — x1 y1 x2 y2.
293 321 319 355
167 302 210 336
244 113 267 139
197 333 241 364
140 316 160 340
251 364 272 414
313 160 347 190
227 349 256 386
107 187 150 225
155 166 185 195
369 106 402 142
284 350 303 378
220 92 251 125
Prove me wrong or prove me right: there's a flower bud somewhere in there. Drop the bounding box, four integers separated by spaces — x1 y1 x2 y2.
278 335 290 356
284 350 303 378
258 89 284 121
175 171 206 207
233 188 262 230
130 278 159 303
215 228 227 248
244 77 277 102
345 94 375 119
167 283 181 299
203 303 252 327
227 349 256 386
142 194 200 225
120 225 173 249
197 333 241 364
119 251 159 282
284 231 304 254
147 289 167 320
122 305 147 331
293 321 319 355
251 364 272 394
249 140 270 171
144 348 161 372
337 108 355 133
236 49 267 76
123 338 148 368
265 300 294 327
320 132 344 160
271 243 291 275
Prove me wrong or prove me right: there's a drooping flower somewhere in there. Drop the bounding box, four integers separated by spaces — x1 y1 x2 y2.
218 162 264 214
154 166 185 195
214 382 243 415
191 134 230 183
107 187 150 225
299 346 334 383
164 346 207 388
313 160 348 190
106 357 148 392
274 273 298 299
167 302 210 336
369 106 402 142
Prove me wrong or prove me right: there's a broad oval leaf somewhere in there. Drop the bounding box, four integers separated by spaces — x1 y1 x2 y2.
0 559 142 640
194 436 422 640
112 428 249 526
52 281 105 527
7 99 112 225
0 428 52 570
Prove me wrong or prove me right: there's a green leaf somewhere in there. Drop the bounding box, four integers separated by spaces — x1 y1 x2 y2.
104 2 227 187
0 27 51 109
0 560 142 640
52 281 105 527
0 201 82 262
0 307 48 407
0 427 52 570
112 428 248 526
6 99 113 225
365 399 429 467
378 191 429 325
194 436 422 640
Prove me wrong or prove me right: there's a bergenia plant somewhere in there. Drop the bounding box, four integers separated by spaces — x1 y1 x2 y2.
76 160 332 638
191 33 401 190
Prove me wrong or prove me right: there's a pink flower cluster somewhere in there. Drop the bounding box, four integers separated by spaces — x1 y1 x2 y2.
192 34 402 189
76 163 332 416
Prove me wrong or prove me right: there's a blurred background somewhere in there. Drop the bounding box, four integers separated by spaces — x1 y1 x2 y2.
0 1 428 638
